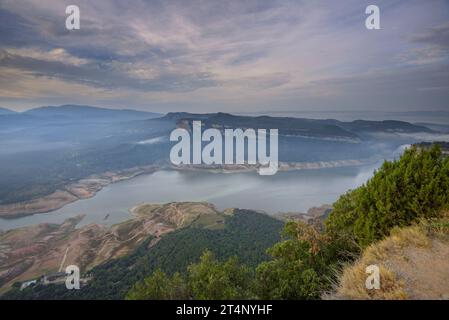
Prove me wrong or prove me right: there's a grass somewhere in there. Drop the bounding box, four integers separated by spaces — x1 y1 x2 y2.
190 213 226 230
331 210 449 300
335 263 407 300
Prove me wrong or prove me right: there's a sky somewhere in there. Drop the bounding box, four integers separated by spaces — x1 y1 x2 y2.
0 0 448 113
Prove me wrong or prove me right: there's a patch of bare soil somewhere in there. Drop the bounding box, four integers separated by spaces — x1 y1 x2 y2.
385 239 449 299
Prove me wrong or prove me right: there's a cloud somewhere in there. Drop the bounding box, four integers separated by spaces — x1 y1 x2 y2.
398 23 449 65
0 48 217 92
410 23 449 48
3 47 89 65
0 0 448 112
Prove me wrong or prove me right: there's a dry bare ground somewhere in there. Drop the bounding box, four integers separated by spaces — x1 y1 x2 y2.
329 211 449 300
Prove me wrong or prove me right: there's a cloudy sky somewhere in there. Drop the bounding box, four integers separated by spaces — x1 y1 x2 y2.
0 0 448 113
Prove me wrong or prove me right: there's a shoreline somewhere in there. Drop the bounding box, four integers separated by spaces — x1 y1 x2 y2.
0 158 372 220
171 159 371 174
0 165 160 219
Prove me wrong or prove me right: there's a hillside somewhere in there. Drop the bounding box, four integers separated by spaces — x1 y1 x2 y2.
330 212 449 299
0 203 283 299
0 202 224 291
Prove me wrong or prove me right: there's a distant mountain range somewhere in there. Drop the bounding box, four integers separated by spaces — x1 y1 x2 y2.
164 111 434 141
0 105 161 125
0 106 437 136
24 105 161 122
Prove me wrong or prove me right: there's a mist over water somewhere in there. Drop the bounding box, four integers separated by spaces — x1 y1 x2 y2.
0 164 380 231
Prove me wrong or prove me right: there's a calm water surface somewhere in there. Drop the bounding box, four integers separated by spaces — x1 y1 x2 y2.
0 164 380 231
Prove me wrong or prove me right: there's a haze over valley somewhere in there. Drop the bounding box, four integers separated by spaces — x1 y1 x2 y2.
0 104 447 230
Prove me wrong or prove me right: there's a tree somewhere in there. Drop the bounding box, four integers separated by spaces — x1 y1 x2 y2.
326 145 449 247
187 250 253 300
126 250 253 300
254 221 333 299
126 270 189 300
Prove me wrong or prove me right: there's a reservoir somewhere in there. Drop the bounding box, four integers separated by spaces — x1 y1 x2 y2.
0 164 379 231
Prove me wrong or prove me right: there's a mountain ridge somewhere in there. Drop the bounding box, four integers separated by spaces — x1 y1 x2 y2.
24 104 161 120
0 104 161 121
162 112 435 139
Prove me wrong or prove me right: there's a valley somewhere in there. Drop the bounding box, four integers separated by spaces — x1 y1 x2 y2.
1 106 448 300
0 158 369 220
0 165 378 231
2 0 449 303
0 106 440 221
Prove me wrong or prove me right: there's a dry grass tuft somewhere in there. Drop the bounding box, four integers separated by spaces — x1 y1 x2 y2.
331 218 445 300
329 210 449 300
336 263 407 300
